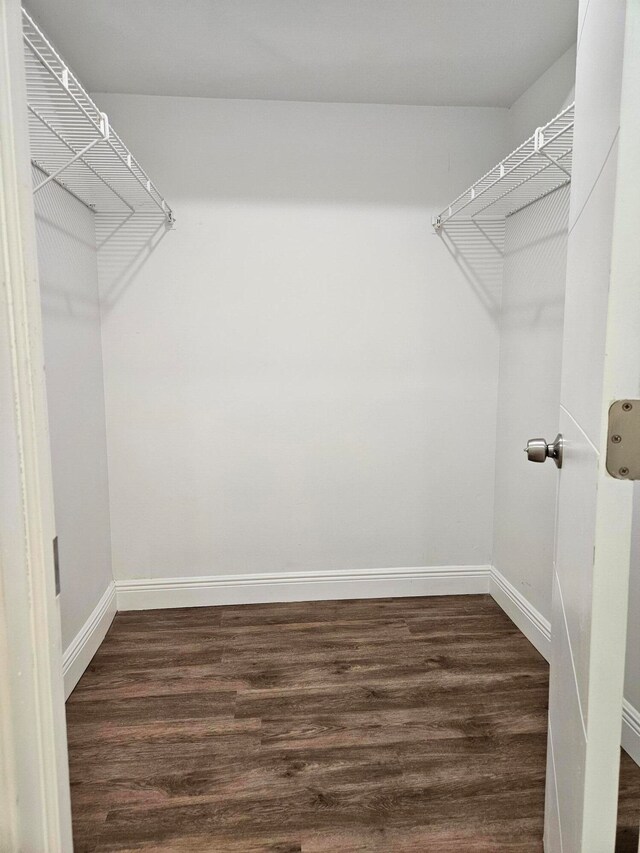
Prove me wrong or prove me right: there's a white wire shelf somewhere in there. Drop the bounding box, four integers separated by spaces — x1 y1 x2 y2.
433 103 574 231
23 9 174 226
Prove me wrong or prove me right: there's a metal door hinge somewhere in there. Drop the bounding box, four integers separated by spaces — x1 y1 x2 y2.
53 536 60 595
606 400 640 479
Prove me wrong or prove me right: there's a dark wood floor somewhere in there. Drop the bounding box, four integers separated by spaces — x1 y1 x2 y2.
66 595 640 852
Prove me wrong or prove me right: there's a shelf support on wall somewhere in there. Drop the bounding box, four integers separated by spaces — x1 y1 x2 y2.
433 102 574 231
22 10 175 226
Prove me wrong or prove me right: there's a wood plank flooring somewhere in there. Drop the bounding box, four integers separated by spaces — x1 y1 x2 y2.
66 595 640 852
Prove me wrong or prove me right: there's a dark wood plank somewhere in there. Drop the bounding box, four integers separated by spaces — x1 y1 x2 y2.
64 595 640 852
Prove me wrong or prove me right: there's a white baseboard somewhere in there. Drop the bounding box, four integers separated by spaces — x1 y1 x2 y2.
115 565 491 611
63 581 116 699
622 699 640 767
489 567 640 768
489 567 551 661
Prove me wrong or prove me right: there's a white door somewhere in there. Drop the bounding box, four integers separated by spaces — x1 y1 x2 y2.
544 1 640 851
0 0 72 849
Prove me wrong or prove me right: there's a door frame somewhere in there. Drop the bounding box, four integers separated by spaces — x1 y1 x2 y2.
0 0 73 848
1 0 639 849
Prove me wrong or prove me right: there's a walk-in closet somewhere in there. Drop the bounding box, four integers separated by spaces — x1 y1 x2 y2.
2 1 640 851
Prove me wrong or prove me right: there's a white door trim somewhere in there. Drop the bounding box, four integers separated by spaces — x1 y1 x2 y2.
0 0 73 848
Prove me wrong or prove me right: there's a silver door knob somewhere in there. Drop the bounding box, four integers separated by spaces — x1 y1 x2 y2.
525 433 563 468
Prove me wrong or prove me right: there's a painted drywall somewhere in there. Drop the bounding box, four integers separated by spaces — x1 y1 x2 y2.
93 94 509 582
508 43 576 149
627 489 640 713
27 0 578 108
493 45 576 620
34 175 113 651
492 186 569 619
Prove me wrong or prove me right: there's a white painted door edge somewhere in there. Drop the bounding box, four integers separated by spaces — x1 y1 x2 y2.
0 0 73 848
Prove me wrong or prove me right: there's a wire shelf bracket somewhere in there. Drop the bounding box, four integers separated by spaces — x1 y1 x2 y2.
22 9 174 227
433 103 574 232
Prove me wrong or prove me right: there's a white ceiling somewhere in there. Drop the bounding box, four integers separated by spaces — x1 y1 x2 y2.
24 0 578 107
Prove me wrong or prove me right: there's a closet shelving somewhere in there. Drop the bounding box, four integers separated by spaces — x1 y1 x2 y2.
22 9 174 226
433 102 574 231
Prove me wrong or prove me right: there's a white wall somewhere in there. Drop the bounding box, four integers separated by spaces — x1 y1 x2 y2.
35 176 113 650
627 490 640 713
492 47 576 619
492 187 569 618
94 94 509 582
508 43 576 149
